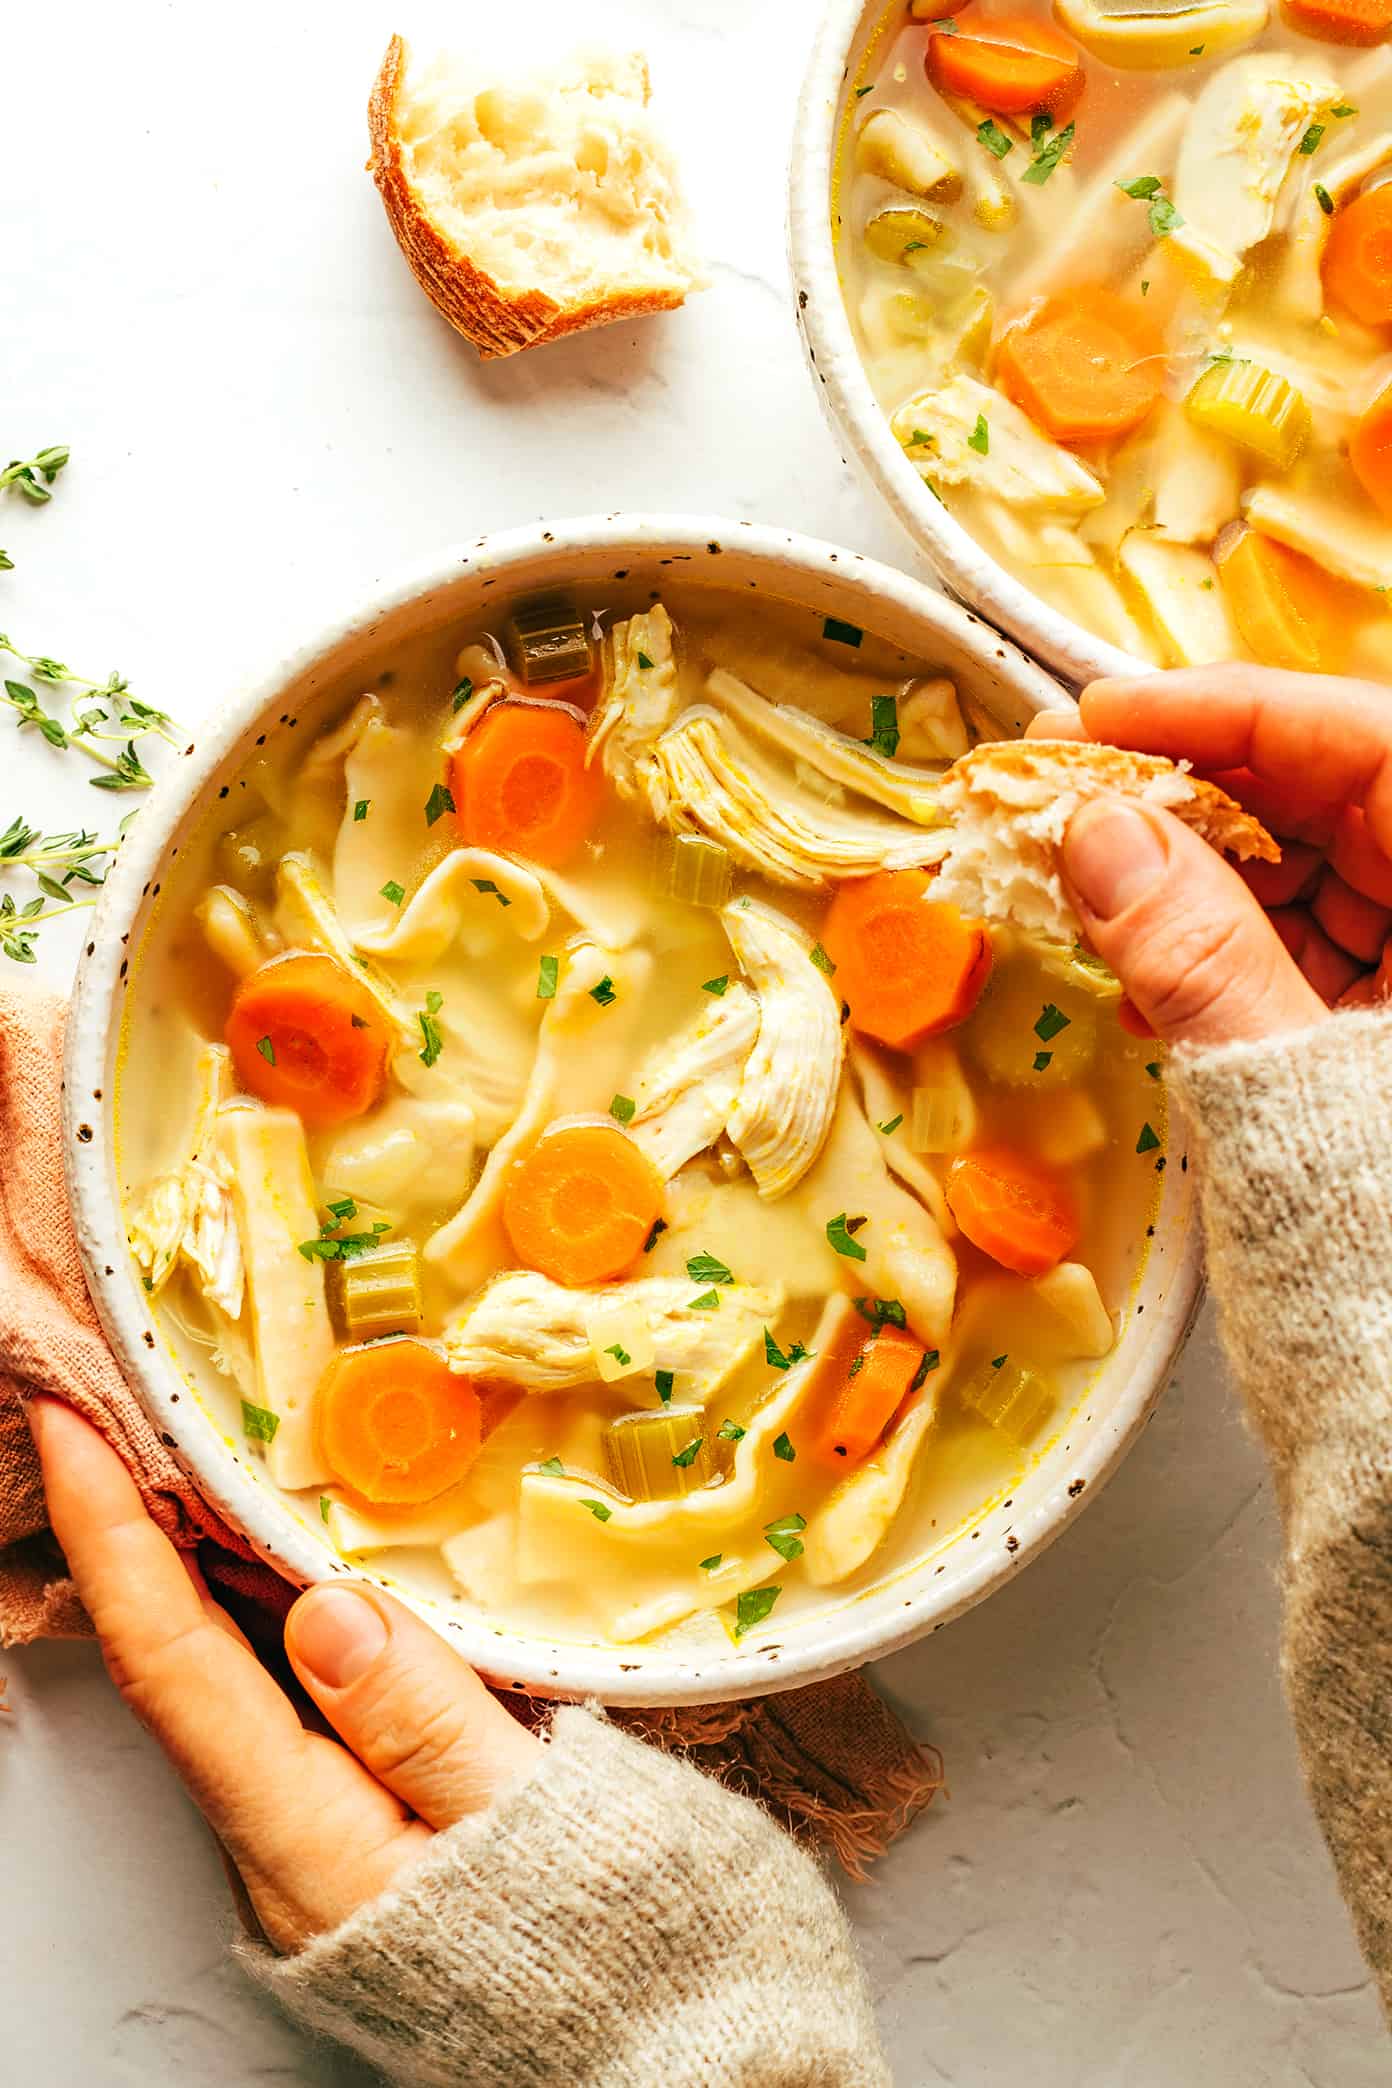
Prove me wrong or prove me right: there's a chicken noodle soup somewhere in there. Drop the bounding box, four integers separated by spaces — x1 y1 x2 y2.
119 587 1162 1649
837 2 1392 675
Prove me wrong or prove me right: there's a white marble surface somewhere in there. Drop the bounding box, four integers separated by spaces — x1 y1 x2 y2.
0 1 1383 2081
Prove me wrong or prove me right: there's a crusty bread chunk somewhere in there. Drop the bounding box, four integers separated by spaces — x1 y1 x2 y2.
368 39 704 360
927 739 1279 943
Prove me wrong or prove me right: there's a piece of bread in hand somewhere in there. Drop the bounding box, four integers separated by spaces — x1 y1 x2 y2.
368 39 704 360
927 739 1279 943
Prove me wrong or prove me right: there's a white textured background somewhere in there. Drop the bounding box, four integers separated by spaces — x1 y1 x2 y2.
0 2 1383 2080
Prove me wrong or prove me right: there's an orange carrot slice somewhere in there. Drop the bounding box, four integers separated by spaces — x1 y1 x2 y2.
1216 527 1351 675
822 869 991 1051
996 288 1164 446
503 1120 664 1287
810 1322 930 1468
1323 185 1392 325
1286 0 1392 43
451 698 602 867
317 1338 482 1505
927 11 1083 118
945 1147 1078 1277
1351 380 1392 515
226 952 391 1127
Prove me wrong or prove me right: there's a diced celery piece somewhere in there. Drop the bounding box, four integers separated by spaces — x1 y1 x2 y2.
1185 361 1311 474
649 832 734 909
960 1358 1055 1443
864 206 955 270
908 1039 979 1154
602 1407 718 1501
337 1240 423 1341
968 966 1097 1091
504 594 592 686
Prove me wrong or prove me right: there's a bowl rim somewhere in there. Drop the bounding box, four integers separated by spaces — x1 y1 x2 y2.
788 0 1155 690
64 510 1201 1704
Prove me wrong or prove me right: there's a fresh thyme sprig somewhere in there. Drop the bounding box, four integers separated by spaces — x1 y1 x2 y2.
0 809 137 963
0 635 180 788
0 445 69 570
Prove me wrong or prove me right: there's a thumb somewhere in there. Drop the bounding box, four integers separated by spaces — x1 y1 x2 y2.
1061 798 1327 1049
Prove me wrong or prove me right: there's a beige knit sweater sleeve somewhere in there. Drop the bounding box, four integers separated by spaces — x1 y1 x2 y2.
244 1704 890 2087
1173 1007 1392 2010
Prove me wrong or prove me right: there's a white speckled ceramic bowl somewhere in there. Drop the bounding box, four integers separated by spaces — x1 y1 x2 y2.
789 0 1148 688
64 514 1200 1706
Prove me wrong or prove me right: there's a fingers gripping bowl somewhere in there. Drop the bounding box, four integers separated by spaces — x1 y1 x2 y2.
65 518 1203 1706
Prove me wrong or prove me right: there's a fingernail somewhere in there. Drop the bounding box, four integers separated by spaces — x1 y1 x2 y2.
289 1585 389 1690
1063 800 1170 922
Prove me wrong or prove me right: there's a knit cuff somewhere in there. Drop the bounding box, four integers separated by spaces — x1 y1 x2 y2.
241 1705 889 2088
1173 1006 1392 1487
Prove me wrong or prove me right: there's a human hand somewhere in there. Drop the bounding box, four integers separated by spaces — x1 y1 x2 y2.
31 1396 541 1955
1027 665 1392 1050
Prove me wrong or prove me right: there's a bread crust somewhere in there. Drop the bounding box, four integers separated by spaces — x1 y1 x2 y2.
367 35 692 360
947 739 1280 863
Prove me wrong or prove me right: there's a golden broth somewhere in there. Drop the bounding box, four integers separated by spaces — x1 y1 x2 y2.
837 3 1392 675
118 583 1163 1651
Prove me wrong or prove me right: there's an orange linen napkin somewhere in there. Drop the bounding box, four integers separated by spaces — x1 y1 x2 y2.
0 985 942 1874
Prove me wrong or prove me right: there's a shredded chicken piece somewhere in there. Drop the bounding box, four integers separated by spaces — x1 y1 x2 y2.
444 1269 779 1396
127 1044 244 1319
723 900 843 1199
628 983 760 1178
703 669 943 822
595 602 682 800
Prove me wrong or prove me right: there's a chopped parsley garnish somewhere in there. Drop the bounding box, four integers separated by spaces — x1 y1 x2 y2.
352 799 369 822
636 650 655 669
470 877 511 907
451 676 474 712
589 974 617 1007
536 953 559 999
1333 104 1357 119
418 991 445 1068
1034 1050 1053 1073
878 1113 904 1136
855 82 876 98
610 1093 636 1124
991 1354 1008 1371
1146 1060 1162 1080
826 1212 869 1261
702 974 730 996
604 1342 632 1367
319 1495 332 1524
910 1349 940 1393
977 117 1014 160
380 879 405 907
865 694 901 759
1299 124 1325 156
734 1586 781 1638
644 1217 668 1254
671 1435 704 1468
1141 279 1151 296
537 1455 565 1477
1021 119 1074 187
327 1197 358 1222
688 1250 734 1287
1035 1002 1070 1042
424 782 456 827
1189 42 1204 53
699 1554 724 1572
1136 1121 1162 1154
855 1295 907 1331
256 1034 276 1066
773 1431 796 1463
847 1353 865 1379
810 941 836 978
932 15 957 29
764 1330 811 1372
967 413 991 455
764 1513 807 1562
297 1210 392 1262
241 1400 280 1444
717 1419 747 1446
823 616 863 648
688 1288 721 1312
580 1498 613 1522
1315 183 1335 216
1115 173 1184 237
655 1369 675 1403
